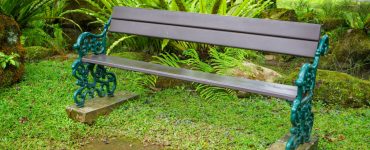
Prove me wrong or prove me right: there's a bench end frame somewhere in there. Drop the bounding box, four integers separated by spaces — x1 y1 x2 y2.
286 35 329 150
71 18 117 108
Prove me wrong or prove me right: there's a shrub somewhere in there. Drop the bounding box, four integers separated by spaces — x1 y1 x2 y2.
280 69 370 108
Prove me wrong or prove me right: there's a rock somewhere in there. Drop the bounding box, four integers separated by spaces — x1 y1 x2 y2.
222 61 281 98
321 29 370 73
261 8 298 21
280 69 370 108
0 13 25 88
223 61 282 83
265 55 277 61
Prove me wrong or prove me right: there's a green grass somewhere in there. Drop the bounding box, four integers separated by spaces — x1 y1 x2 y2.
0 59 369 149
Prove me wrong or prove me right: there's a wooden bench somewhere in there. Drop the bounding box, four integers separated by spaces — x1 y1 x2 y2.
71 6 329 150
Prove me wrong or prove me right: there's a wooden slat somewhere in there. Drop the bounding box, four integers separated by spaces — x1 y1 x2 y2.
110 19 318 57
82 55 298 101
111 6 321 41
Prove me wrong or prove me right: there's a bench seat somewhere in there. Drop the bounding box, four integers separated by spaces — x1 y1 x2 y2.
82 55 297 101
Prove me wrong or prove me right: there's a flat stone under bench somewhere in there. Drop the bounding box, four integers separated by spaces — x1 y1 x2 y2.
66 92 138 124
268 134 318 150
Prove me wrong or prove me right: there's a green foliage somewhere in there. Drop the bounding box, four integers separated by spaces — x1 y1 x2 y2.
0 0 52 28
0 52 19 69
153 48 263 100
343 12 366 29
182 49 214 72
21 24 67 54
152 52 181 68
0 0 75 57
278 0 370 29
280 69 370 108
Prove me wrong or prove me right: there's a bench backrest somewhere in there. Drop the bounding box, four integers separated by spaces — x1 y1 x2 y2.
109 7 321 57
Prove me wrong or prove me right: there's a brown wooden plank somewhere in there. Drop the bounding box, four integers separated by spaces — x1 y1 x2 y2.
111 6 321 41
82 55 298 101
110 19 318 57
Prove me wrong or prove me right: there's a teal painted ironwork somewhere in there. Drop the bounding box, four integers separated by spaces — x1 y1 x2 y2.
72 18 117 107
286 35 329 150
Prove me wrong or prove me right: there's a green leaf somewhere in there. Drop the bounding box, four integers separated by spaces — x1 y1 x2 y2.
9 60 16 66
1 62 6 69
161 39 170 50
107 35 136 55
199 0 207 14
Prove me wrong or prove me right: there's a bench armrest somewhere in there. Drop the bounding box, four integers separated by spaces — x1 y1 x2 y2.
286 35 329 150
73 19 111 59
316 34 329 56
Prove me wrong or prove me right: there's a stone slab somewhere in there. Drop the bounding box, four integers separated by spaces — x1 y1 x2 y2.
268 134 318 150
66 92 138 124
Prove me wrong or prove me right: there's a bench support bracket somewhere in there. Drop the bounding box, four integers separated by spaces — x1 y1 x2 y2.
72 19 116 107
286 35 329 150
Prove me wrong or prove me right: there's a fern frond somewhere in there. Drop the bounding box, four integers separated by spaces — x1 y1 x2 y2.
193 83 236 101
152 52 181 68
107 35 137 55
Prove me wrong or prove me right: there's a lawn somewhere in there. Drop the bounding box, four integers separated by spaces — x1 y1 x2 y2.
0 58 369 149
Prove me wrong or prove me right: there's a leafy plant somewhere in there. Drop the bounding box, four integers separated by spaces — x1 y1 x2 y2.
1 0 77 57
153 47 263 100
0 0 52 28
182 49 215 72
152 52 182 68
0 52 20 69
343 12 366 29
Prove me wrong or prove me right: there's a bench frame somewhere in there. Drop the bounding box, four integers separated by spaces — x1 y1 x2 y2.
72 17 329 150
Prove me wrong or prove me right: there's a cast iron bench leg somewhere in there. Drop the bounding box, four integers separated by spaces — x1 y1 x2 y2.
72 19 116 108
286 35 329 150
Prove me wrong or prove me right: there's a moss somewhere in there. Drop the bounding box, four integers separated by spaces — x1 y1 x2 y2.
0 14 25 88
365 16 370 35
281 69 370 108
321 29 370 75
25 46 58 61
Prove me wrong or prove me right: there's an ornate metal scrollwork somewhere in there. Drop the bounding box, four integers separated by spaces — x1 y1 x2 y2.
72 19 117 107
286 35 329 150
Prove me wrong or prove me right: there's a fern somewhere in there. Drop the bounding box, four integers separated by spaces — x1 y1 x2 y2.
153 49 244 100
194 83 237 101
107 35 137 55
152 52 181 68
182 49 214 72
136 74 158 88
